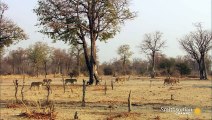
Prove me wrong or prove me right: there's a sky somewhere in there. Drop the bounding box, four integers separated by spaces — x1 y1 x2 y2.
2 0 211 63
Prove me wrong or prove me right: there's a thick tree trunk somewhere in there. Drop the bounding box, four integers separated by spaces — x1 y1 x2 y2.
198 60 205 80
202 56 207 79
151 51 156 78
81 40 92 84
89 39 95 84
90 39 100 85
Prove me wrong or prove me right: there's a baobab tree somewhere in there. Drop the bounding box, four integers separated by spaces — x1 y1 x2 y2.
34 0 136 85
117 44 133 75
179 23 212 80
139 31 166 78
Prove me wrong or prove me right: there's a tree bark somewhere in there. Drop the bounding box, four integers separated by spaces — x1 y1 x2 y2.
198 59 205 80
202 56 207 79
77 49 81 76
81 40 92 84
89 39 95 85
123 55 126 75
82 80 86 107
44 61 47 78
151 51 156 78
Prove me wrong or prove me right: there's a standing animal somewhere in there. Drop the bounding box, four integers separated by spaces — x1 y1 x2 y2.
164 78 179 86
65 79 77 85
43 79 52 85
30 82 44 90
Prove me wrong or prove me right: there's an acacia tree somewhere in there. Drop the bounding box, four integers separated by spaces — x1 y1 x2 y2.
117 44 133 75
34 0 136 85
0 2 27 74
179 23 212 80
139 31 166 78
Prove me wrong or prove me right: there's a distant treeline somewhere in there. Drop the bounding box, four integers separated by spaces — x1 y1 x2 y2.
0 42 211 77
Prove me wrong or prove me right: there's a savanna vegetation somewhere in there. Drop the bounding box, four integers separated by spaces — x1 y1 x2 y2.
0 0 211 120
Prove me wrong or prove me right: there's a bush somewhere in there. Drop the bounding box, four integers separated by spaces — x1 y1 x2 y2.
176 63 191 76
103 66 113 75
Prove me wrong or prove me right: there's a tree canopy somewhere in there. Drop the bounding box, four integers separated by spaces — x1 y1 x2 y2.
34 0 136 84
139 31 166 78
0 2 27 50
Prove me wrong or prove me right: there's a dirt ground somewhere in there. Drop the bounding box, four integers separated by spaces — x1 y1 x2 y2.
0 75 211 120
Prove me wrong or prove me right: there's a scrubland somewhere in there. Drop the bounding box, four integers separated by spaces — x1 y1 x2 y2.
0 75 211 120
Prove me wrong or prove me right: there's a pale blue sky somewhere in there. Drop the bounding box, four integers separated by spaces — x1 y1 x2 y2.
3 0 211 63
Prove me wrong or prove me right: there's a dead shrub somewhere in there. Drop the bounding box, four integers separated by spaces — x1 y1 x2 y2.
18 102 57 120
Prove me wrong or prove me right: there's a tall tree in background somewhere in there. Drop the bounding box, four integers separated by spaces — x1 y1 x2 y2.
117 44 133 75
34 0 136 85
7 48 26 74
27 42 50 77
70 44 83 76
139 31 166 78
179 23 212 80
0 2 27 74
51 48 72 75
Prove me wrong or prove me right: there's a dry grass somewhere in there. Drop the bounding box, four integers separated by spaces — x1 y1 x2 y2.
0 75 211 120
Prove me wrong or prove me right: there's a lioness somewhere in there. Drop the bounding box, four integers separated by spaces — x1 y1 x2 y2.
65 79 77 85
43 79 52 85
30 82 43 90
164 78 179 86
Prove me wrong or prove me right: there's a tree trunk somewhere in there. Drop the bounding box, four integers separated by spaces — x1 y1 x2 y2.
0 49 2 74
202 56 207 80
44 61 47 78
82 80 86 107
198 60 204 80
123 55 126 75
89 36 96 84
81 40 92 84
151 51 156 78
77 49 81 76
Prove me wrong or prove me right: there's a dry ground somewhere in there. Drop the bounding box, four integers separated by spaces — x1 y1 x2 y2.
0 75 212 120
